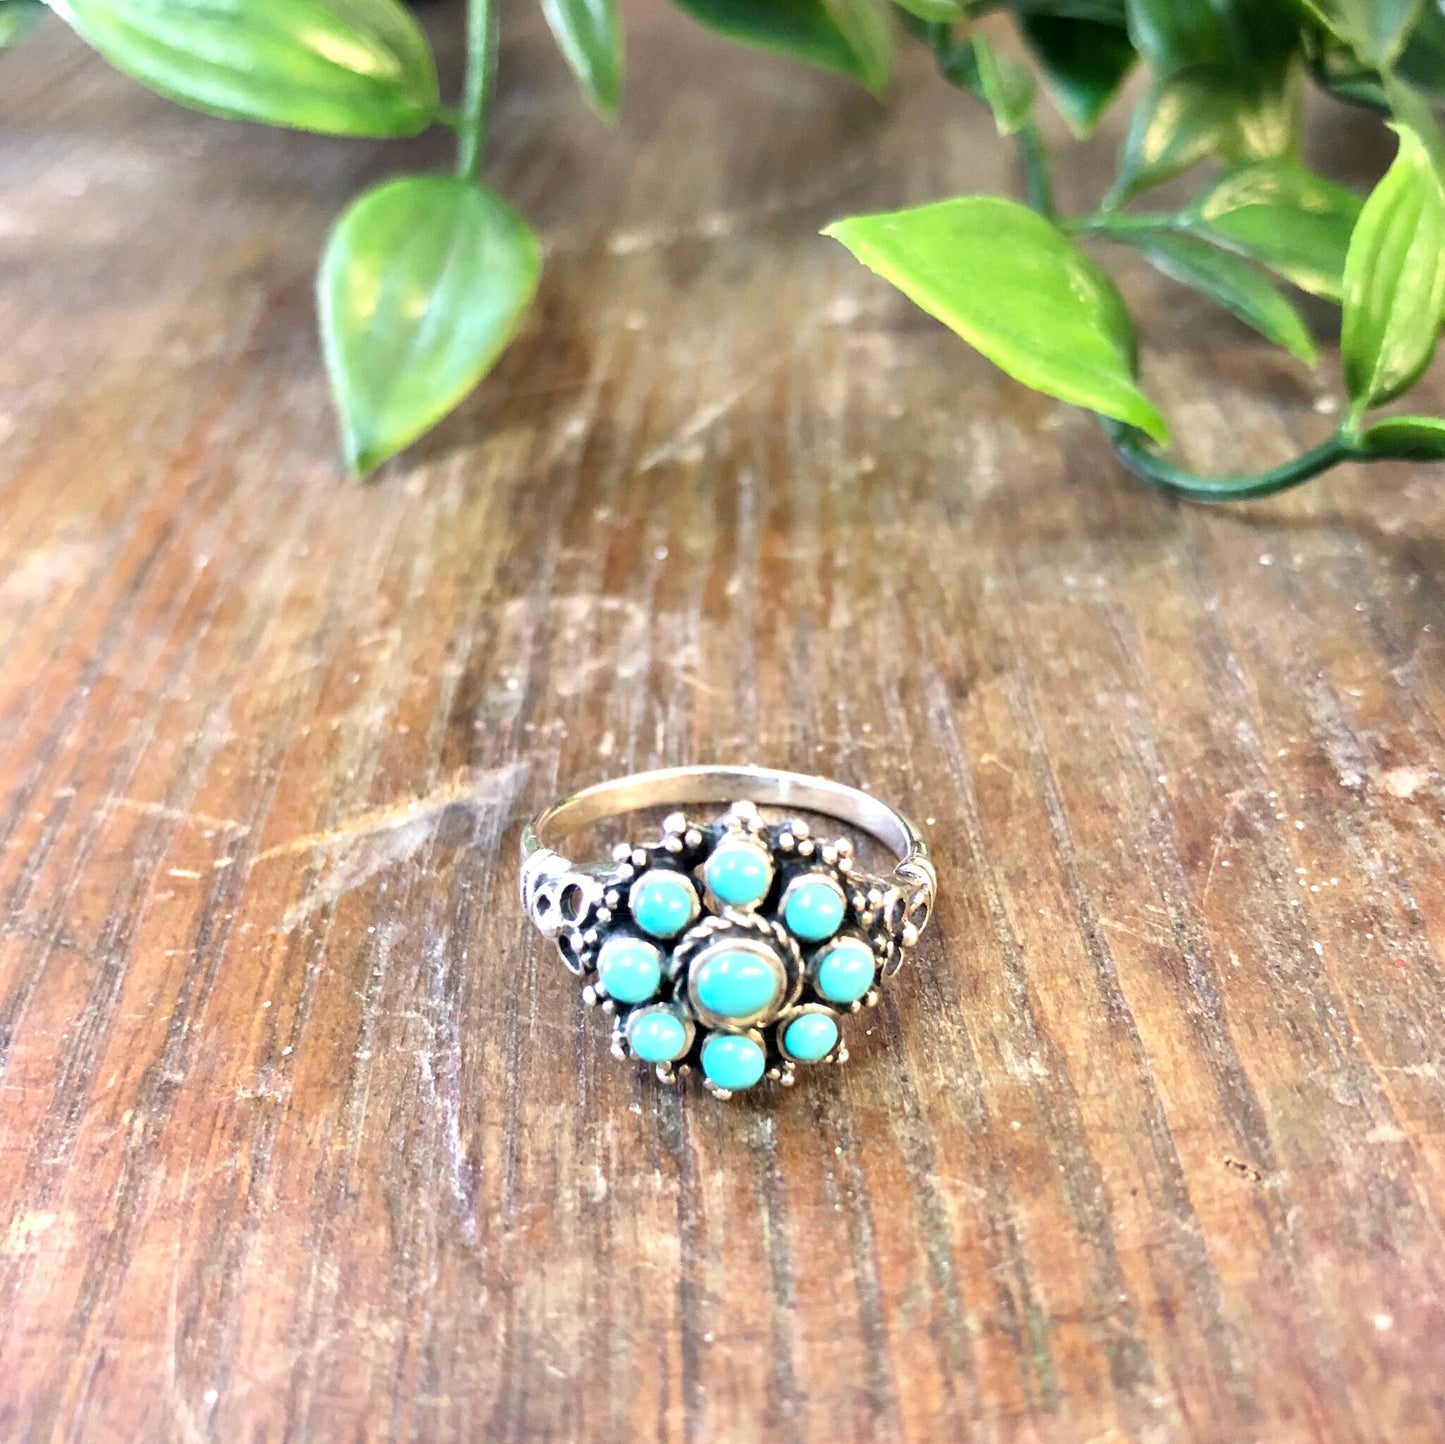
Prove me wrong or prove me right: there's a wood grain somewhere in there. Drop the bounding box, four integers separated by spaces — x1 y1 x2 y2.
2 5 1444 1440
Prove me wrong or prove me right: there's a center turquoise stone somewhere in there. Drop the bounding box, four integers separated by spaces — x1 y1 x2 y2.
628 868 698 939
701 1033 766 1091
783 874 846 942
703 837 774 908
691 946 781 1021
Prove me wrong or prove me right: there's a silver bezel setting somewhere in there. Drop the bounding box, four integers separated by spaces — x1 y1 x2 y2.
680 917 800 1030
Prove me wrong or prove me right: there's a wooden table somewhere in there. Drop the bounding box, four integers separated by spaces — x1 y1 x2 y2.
2 6 1444 1441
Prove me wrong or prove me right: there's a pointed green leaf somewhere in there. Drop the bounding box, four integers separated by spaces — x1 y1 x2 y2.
1126 0 1299 76
666 0 892 93
1298 0 1423 67
47 0 438 136
1106 225 1316 363
833 0 892 94
1115 70 1242 197
823 197 1167 441
1125 0 1230 71
1358 414 1445 459
972 34 1034 136
1341 125 1445 412
1189 161 1361 301
1020 15 1136 135
0 0 43 49
540 0 623 118
1115 61 1300 201
319 176 541 474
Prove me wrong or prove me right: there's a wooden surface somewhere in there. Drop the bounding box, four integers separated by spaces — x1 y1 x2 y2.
3 6 1445 1441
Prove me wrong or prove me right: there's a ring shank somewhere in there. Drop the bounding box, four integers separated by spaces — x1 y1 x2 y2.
523 765 928 867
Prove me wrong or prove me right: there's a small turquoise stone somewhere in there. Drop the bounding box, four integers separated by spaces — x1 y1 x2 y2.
629 869 698 939
628 1008 689 1063
597 935 663 1004
692 947 780 1020
701 1033 766 1092
784 1012 839 1062
703 838 774 908
815 936 875 1004
783 875 846 942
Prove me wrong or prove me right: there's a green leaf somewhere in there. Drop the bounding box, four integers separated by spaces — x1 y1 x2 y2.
1019 15 1136 135
1358 414 1445 459
47 0 438 137
833 0 892 93
972 34 1034 135
319 175 542 474
1106 225 1316 363
1341 124 1445 412
1012 0 1129 21
1188 162 1361 302
540 0 623 119
1114 0 1301 198
1299 0 1423 67
1125 0 1230 70
666 0 892 92
0 0 43 49
823 196 1167 441
890 0 964 19
1115 70 1242 196
1397 2 1445 99
1114 60 1300 200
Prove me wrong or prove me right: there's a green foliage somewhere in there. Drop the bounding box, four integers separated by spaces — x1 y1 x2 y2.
1359 413 1445 458
829 0 1445 501
319 175 541 473
972 33 1034 135
1303 0 1423 67
664 0 893 93
1104 224 1316 363
1187 162 1360 301
540 0 622 119
1019 14 1135 134
46 0 438 136
891 0 965 21
0 0 43 49
17 0 1445 485
824 198 1168 441
1340 124 1445 414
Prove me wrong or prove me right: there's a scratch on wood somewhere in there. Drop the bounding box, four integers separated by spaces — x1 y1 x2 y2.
1200 786 1251 909
257 762 527 866
638 370 775 472
271 762 529 928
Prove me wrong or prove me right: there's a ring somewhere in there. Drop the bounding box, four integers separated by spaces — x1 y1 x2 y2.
520 765 936 1097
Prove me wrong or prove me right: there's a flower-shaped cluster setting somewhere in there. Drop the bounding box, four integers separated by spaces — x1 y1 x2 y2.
544 801 931 1096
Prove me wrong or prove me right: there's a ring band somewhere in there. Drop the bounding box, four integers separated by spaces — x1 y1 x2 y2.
520 765 936 1097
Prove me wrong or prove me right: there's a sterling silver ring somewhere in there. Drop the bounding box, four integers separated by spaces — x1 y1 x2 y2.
520 765 937 1097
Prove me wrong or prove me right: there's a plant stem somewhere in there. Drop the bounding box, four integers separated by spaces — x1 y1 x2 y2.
1017 120 1054 219
1068 210 1180 236
1103 422 1371 502
457 0 496 183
